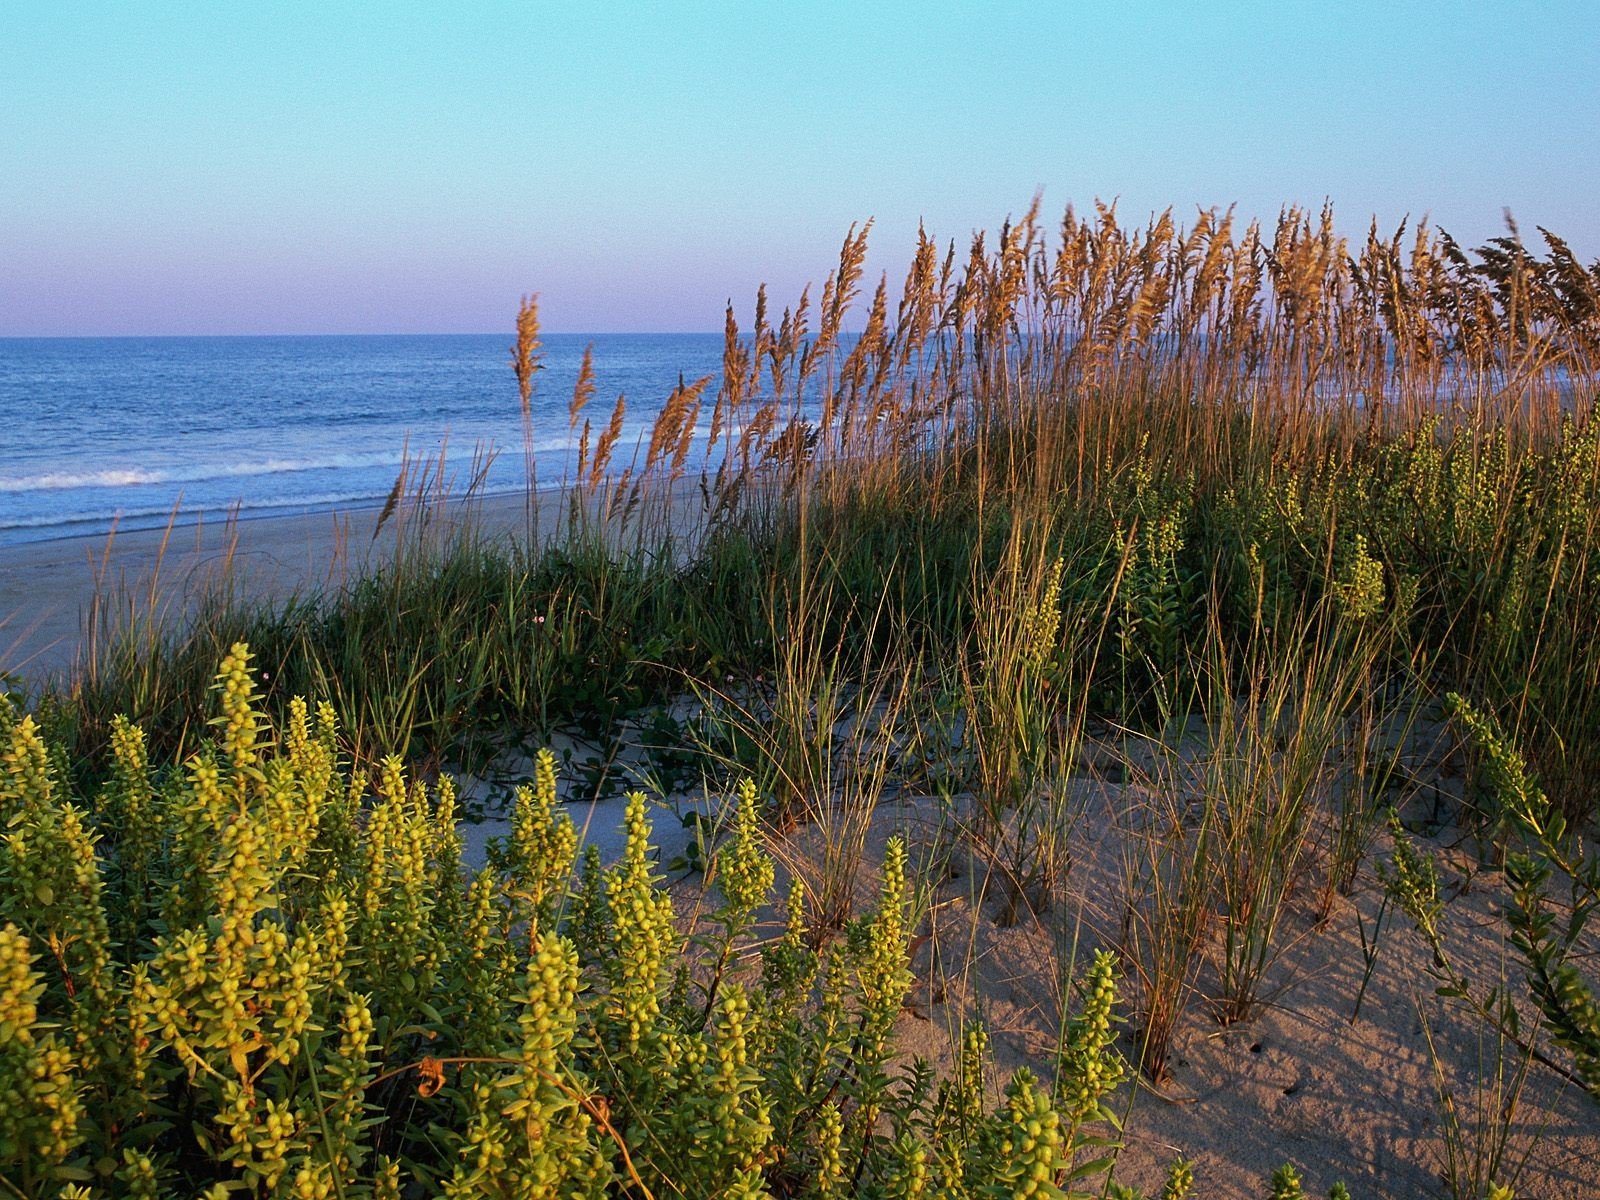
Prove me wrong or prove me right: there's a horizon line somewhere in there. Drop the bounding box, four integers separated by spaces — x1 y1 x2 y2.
0 329 726 342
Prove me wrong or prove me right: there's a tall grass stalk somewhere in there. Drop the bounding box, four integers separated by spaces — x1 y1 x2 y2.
1202 599 1375 1024
1419 985 1543 1200
1116 732 1216 1084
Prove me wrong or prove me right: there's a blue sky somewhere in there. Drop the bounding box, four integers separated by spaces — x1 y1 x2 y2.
4 2 1597 336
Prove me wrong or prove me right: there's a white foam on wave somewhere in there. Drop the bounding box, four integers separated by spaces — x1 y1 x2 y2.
0 434 590 496
0 451 418 494
0 467 165 491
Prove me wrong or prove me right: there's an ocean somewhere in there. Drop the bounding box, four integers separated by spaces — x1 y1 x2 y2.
0 333 726 546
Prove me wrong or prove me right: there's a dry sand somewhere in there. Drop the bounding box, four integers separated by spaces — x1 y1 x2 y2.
455 726 1600 1198
5 488 1597 1196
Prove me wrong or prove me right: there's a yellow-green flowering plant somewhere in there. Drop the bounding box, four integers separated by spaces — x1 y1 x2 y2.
2 645 1333 1198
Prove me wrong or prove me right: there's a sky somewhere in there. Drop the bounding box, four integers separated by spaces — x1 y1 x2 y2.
3 1 1598 336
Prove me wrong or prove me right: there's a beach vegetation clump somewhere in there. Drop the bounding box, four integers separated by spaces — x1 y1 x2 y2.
0 645 1372 1198
56 204 1600 836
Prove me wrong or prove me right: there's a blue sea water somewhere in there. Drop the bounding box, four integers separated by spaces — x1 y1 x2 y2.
0 333 727 546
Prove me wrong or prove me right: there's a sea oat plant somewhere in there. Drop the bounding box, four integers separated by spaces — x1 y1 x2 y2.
52 205 1600 838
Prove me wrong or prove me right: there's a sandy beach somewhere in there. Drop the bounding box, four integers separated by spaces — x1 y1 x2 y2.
0 488 587 683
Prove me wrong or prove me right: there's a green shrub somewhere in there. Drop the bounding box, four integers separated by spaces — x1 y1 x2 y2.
2 644 1151 1199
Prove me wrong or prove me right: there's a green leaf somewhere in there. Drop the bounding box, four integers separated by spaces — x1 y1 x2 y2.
1069 1154 1119 1178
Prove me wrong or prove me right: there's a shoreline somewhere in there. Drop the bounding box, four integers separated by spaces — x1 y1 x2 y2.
0 483 644 685
0 480 543 551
